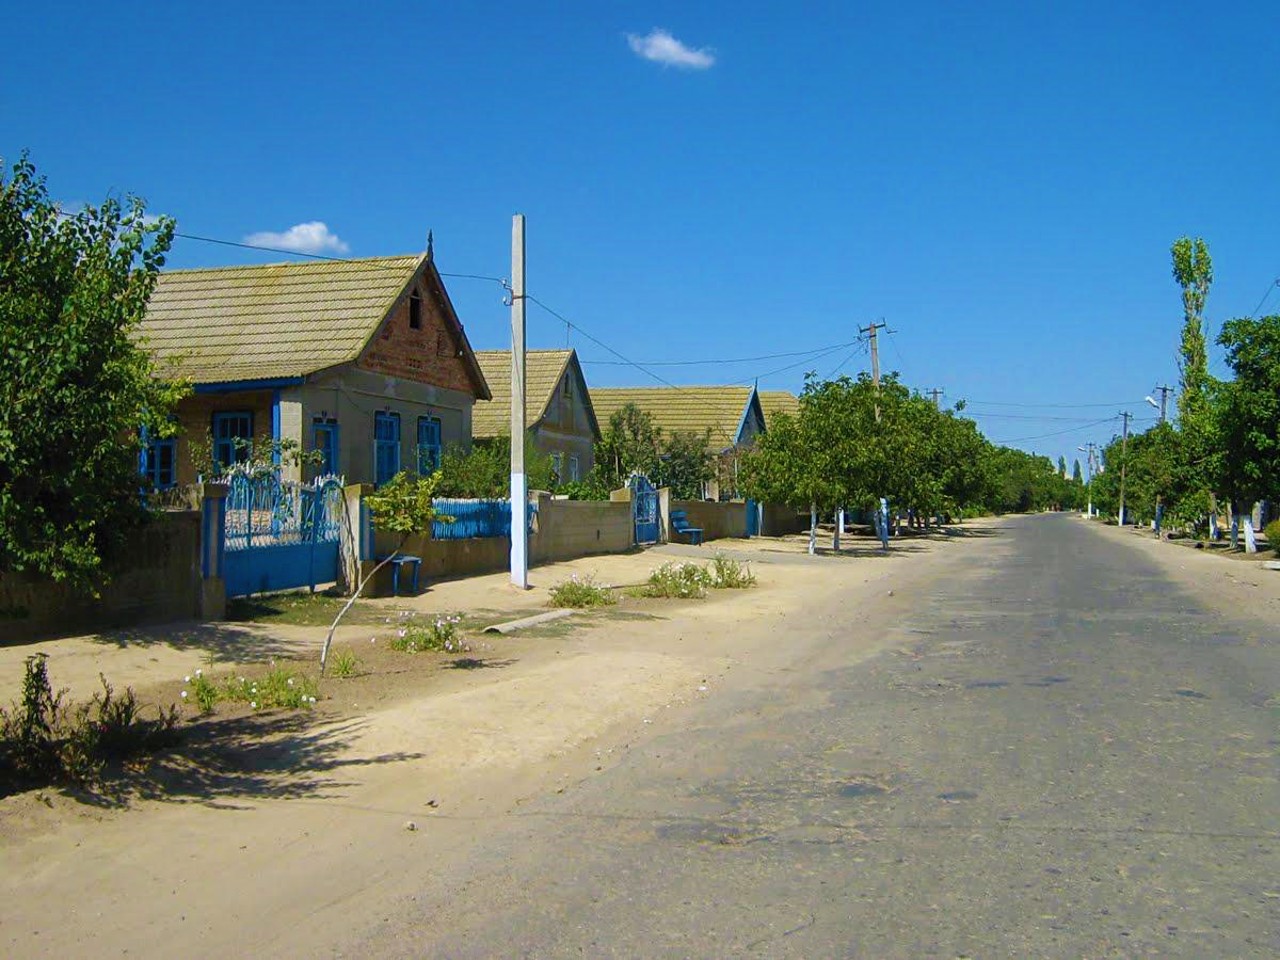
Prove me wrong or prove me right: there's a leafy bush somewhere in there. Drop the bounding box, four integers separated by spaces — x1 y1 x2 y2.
709 554 756 589
549 574 617 608
390 615 469 653
1 655 180 786
434 436 553 497
1264 518 1280 550
643 562 712 599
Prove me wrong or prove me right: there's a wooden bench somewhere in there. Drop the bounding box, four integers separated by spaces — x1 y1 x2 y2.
669 510 704 545
381 554 422 596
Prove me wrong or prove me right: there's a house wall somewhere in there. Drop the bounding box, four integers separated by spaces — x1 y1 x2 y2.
172 390 277 486
0 512 204 642
301 367 473 485
670 499 749 542
534 367 597 480
356 272 478 395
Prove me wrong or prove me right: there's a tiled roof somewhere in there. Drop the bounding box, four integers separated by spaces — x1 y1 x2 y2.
471 349 599 439
589 386 758 450
759 390 801 425
138 255 423 383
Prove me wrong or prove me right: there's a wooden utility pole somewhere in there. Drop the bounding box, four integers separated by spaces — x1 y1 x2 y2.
860 321 887 421
1117 411 1131 527
510 215 528 589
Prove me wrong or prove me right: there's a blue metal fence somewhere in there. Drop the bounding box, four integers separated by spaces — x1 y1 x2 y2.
431 498 537 540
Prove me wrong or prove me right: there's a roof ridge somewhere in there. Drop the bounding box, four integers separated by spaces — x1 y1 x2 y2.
159 254 422 275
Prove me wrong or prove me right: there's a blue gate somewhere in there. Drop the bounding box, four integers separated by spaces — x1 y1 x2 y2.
223 471 344 597
745 498 761 537
631 474 660 545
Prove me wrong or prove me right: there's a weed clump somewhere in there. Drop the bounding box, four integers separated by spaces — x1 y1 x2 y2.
709 554 756 589
390 615 469 653
182 665 318 712
549 574 617 608
0 654 180 786
643 562 712 599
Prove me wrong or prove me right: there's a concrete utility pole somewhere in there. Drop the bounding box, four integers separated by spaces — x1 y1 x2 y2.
510 214 529 589
1077 442 1098 517
1153 384 1172 423
1117 412 1131 527
927 387 945 409
860 321 887 422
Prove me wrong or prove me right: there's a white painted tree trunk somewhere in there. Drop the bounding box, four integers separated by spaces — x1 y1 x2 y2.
1243 516 1258 553
809 504 817 555
833 508 843 551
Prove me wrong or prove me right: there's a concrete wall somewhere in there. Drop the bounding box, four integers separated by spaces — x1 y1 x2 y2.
360 494 633 593
760 503 808 537
0 512 204 643
669 500 748 542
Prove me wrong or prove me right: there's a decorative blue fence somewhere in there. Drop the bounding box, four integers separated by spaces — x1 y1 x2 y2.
431 498 537 540
223 471 345 596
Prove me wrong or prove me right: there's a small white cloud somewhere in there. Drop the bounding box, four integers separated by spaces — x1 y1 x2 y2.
627 28 715 70
244 221 349 255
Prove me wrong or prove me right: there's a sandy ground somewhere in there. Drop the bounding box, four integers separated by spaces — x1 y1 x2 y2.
0 525 984 958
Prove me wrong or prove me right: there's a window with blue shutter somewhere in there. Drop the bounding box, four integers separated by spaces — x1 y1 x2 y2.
417 416 442 475
374 411 401 485
313 421 339 476
212 411 253 470
143 437 177 489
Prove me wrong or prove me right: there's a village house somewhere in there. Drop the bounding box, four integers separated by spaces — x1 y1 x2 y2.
137 247 491 488
588 386 767 498
471 349 601 484
758 390 801 427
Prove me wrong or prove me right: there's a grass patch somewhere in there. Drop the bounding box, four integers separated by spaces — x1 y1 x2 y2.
183 665 318 713
549 574 617 608
643 561 713 599
389 616 470 654
709 554 756 589
225 591 392 627
329 650 360 678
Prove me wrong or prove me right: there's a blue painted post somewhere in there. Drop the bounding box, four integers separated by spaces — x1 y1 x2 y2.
200 482 229 619
878 498 890 551
270 390 282 468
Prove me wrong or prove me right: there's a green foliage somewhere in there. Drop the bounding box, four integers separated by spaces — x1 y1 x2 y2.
643 561 713 599
184 667 318 711
1214 315 1280 511
1171 236 1217 515
1 655 180 786
433 435 552 498
0 154 187 590
548 574 616 608
708 554 756 589
390 615 468 652
364 470 449 535
1263 519 1280 548
329 650 360 678
590 404 713 499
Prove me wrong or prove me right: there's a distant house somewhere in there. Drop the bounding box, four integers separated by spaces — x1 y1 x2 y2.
758 390 801 427
589 386 767 498
138 250 491 488
471 349 601 483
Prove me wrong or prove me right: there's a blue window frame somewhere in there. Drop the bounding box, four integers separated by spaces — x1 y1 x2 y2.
212 411 253 470
374 411 401 486
313 420 339 476
417 416 442 475
143 437 177 489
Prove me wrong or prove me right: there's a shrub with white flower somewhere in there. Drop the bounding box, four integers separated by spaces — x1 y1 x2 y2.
389 614 470 654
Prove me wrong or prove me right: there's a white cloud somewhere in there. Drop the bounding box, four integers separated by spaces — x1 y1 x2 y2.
244 221 349 255
627 28 715 70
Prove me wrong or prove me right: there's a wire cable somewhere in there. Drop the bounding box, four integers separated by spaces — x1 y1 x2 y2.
580 341 859 367
988 415 1121 445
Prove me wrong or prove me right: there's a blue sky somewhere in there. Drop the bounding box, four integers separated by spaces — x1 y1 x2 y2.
6 1 1280 467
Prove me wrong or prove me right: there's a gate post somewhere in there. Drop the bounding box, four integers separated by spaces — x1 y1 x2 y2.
658 487 671 543
200 482 229 620
338 483 373 596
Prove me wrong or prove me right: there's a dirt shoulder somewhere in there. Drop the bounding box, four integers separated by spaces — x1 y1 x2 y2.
0 523 1000 959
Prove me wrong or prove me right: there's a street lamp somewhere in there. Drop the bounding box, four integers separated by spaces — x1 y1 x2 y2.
1145 396 1159 410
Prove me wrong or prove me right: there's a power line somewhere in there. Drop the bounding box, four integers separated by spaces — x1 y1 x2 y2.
1250 277 1280 318
824 341 869 381
525 294 682 390
989 415 1121 445
171 231 507 284
964 398 1147 409
971 412 1131 422
580 340 859 367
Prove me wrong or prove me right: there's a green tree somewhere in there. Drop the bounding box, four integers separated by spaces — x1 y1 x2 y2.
0 154 184 590
593 403 662 491
1170 236 1217 521
1072 459 1083 484
1214 315 1280 524
433 435 552 498
655 430 714 500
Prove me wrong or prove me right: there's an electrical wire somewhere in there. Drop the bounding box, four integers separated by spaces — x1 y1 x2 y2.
525 295 682 391
988 414 1121 442
580 341 859 367
172 231 507 284
1250 277 1280 318
964 399 1147 409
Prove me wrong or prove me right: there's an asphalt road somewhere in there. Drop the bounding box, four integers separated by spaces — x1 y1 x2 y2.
352 515 1279 958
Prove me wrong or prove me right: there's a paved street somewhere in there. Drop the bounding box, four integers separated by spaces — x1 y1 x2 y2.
354 515 1279 958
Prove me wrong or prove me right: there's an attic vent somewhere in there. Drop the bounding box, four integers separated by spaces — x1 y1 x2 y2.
409 292 422 330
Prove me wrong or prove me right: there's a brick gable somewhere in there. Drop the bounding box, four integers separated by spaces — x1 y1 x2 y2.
356 269 481 397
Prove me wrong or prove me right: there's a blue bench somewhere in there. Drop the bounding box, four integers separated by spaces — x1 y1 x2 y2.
670 510 704 545
381 554 422 596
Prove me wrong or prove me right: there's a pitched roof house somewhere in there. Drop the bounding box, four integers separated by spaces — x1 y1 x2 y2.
471 349 601 484
588 386 767 454
138 251 490 488
758 390 801 427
